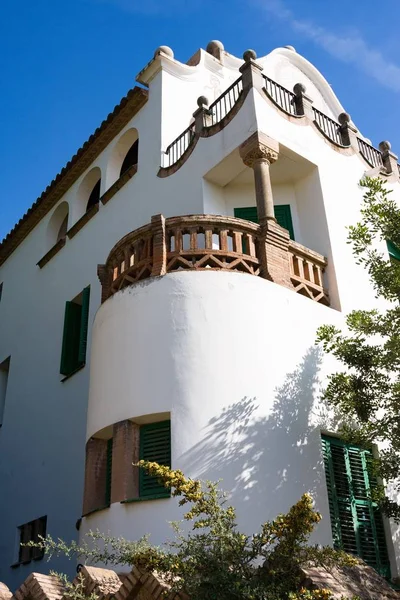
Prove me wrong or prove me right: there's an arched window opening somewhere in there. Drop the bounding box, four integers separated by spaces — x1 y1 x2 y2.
120 140 139 177
86 179 101 211
57 214 68 243
47 201 69 250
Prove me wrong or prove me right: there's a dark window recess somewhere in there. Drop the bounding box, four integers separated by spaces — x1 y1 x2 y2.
234 205 295 240
0 357 10 426
120 140 139 177
86 180 101 212
0 282 3 302
18 516 47 564
139 420 171 498
60 286 90 377
56 214 68 243
322 435 391 578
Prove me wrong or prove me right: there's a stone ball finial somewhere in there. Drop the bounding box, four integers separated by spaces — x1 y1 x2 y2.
243 49 257 62
284 45 296 52
154 45 174 59
338 112 351 126
197 95 209 109
293 82 306 96
379 140 391 153
206 40 224 58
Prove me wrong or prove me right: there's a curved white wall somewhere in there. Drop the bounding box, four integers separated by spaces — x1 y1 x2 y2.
85 271 350 552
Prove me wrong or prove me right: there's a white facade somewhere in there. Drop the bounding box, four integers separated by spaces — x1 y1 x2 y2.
0 41 399 588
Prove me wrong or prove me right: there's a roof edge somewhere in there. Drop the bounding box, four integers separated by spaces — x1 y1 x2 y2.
0 86 148 267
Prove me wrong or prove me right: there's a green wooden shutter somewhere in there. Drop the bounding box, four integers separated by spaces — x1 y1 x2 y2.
78 286 90 365
322 435 391 578
387 240 400 262
139 421 171 498
105 438 113 506
60 301 82 376
234 207 259 224
234 205 295 240
274 205 295 240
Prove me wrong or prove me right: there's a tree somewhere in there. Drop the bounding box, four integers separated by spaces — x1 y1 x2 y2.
38 462 355 600
317 176 400 521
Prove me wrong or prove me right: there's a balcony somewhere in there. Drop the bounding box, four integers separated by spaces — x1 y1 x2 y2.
98 215 329 306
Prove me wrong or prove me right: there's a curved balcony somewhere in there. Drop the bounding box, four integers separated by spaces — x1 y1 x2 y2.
98 214 329 306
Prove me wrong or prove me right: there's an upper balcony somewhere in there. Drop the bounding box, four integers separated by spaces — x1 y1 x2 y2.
98 213 329 307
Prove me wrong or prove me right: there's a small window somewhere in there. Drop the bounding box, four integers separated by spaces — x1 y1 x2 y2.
17 516 47 564
86 180 101 212
120 140 139 177
139 420 171 499
322 435 391 578
234 205 295 240
0 282 3 302
60 286 90 377
0 357 10 426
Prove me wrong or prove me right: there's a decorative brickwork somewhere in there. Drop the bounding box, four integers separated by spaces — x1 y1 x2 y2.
82 438 109 516
2 563 398 600
99 214 329 306
111 420 140 504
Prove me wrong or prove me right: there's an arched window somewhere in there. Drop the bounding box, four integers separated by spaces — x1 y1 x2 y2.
120 139 139 177
86 179 101 211
47 202 69 249
57 214 68 242
77 167 102 217
107 128 139 187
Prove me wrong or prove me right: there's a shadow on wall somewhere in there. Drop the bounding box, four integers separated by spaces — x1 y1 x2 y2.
180 347 340 535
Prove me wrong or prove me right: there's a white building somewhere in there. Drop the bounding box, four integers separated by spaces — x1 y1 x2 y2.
0 40 399 589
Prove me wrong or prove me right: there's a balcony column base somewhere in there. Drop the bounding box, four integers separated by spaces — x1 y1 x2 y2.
258 220 293 288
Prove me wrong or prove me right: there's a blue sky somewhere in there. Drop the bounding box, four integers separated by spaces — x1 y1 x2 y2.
1 0 399 241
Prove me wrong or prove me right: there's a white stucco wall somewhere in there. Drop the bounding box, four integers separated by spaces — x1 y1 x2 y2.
84 271 399 575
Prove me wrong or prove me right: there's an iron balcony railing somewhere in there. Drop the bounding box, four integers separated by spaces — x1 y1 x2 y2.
206 76 244 127
162 122 196 168
357 138 383 169
313 108 343 146
263 75 297 116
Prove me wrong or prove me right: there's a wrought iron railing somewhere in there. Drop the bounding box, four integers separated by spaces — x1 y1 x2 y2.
313 108 344 146
357 138 383 169
99 214 329 306
207 76 244 127
263 75 297 116
162 122 196 168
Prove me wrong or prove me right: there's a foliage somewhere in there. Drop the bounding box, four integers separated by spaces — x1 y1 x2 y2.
35 462 357 600
317 176 400 520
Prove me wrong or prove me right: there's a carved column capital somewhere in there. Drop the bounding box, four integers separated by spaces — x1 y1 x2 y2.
242 144 279 168
239 131 279 168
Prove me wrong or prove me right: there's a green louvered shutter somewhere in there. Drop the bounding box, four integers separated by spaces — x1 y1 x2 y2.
105 438 113 506
234 207 259 223
386 240 400 262
274 205 295 240
60 301 82 376
322 435 391 578
139 421 171 498
234 205 295 240
78 286 90 365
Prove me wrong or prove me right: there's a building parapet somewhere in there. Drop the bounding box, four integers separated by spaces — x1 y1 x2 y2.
98 214 329 306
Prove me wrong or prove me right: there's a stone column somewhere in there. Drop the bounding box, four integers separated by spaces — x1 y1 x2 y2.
239 131 279 223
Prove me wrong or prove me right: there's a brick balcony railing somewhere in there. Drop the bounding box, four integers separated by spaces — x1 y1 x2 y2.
98 214 329 306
